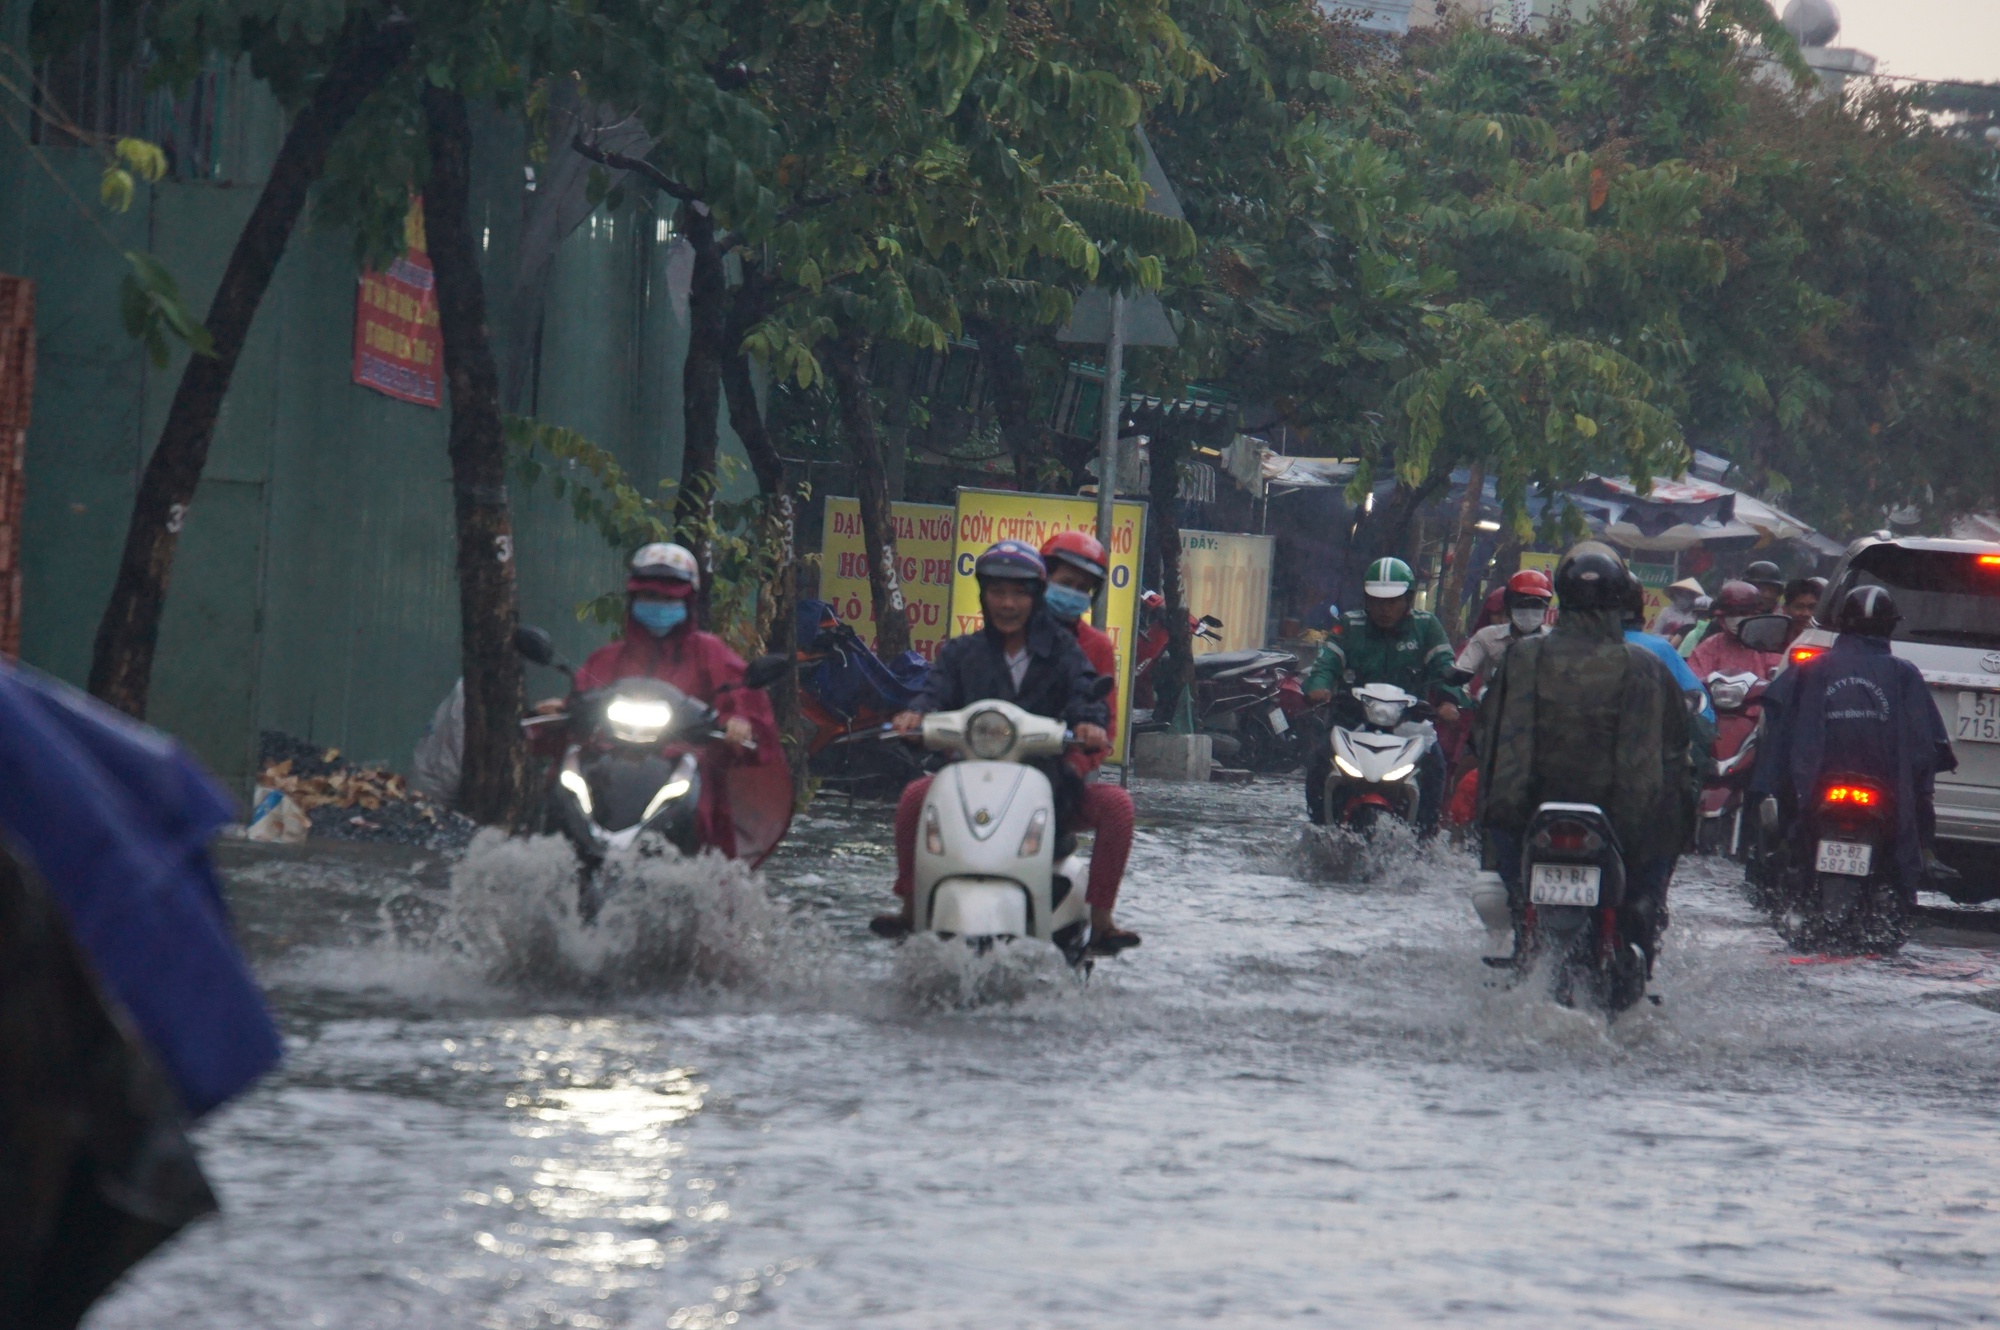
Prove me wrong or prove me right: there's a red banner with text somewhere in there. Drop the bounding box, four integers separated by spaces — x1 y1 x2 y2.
352 200 441 407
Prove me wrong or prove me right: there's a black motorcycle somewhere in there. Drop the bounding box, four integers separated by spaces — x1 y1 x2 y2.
1512 801 1649 1014
515 626 793 919
1757 778 1908 954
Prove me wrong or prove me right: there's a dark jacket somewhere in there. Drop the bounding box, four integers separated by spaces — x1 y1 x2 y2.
1752 633 1955 887
916 607 1109 729
1477 605 1693 865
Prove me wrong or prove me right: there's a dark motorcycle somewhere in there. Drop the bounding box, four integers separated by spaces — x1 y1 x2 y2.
515 626 793 919
1513 801 1648 1014
793 600 935 799
1132 611 1223 720
1193 645 1311 772
1697 669 1767 857
1758 779 1908 954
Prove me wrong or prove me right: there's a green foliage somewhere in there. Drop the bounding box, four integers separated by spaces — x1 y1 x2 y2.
120 251 216 368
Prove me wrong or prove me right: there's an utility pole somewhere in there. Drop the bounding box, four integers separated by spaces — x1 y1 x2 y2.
1092 292 1125 630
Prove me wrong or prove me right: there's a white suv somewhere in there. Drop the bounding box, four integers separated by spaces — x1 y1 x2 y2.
1791 536 2000 900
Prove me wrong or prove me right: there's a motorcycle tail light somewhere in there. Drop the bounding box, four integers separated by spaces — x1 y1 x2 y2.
924 806 944 855
1789 644 1825 665
1536 820 1602 854
1018 808 1048 858
1822 783 1879 807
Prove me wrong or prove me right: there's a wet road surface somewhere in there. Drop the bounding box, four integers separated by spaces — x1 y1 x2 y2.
86 778 2000 1327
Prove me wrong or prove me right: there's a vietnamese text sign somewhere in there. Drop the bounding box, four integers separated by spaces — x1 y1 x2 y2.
947 488 1145 764
1180 529 1274 655
819 497 956 659
353 200 442 407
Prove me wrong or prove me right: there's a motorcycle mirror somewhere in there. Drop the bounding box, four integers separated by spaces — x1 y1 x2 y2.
741 652 796 690
513 625 557 667
1087 674 1116 702
1199 615 1224 629
1444 667 1476 688
1735 613 1793 654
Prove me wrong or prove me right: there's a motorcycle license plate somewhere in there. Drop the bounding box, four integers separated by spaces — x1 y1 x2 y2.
1530 863 1601 906
1816 840 1873 877
1268 707 1289 734
1956 691 2000 743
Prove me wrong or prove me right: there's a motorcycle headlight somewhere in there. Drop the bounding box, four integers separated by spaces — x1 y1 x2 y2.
1382 762 1416 783
966 708 1016 760
1334 754 1365 779
605 694 673 744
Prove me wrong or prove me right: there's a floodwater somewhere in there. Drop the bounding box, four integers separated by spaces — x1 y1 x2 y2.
87 778 2000 1328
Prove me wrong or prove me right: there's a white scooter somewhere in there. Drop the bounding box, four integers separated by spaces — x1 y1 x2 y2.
908 699 1095 965
1320 682 1437 833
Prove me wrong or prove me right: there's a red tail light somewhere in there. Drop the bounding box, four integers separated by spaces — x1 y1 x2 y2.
1980 555 2000 568
1539 820 1600 853
1822 784 1879 807
1790 645 1825 665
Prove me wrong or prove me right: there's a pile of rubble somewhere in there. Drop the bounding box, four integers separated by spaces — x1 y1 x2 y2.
251 732 478 851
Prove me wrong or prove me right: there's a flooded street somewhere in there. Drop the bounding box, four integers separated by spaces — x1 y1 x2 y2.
86 778 2000 1328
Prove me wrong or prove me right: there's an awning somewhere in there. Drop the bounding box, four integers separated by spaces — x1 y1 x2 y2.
1567 474 1823 553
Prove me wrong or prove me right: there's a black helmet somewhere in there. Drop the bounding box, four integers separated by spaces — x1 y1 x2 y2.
1554 541 1634 611
1832 584 1900 637
1744 560 1785 591
1619 573 1646 627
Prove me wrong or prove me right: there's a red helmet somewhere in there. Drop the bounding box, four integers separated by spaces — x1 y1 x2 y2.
1715 580 1764 616
1040 530 1108 585
1507 569 1554 600
1481 586 1508 619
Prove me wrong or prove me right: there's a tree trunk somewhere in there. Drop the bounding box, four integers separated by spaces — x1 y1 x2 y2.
87 17 412 715
423 83 528 827
721 266 803 800
823 322 911 659
675 200 726 623
966 314 1038 490
1436 459 1485 641
1148 425 1194 724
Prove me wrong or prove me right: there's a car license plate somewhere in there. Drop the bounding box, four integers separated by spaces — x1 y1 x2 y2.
1816 840 1873 877
1268 707 1289 734
1956 691 2000 743
1530 863 1601 906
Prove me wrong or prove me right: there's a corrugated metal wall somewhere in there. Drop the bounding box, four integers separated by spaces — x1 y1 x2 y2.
0 19 753 796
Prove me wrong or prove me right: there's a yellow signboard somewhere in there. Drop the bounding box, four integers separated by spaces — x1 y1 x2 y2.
947 488 1146 764
819 497 957 660
1180 529 1274 655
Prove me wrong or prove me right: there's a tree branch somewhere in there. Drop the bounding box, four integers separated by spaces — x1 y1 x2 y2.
569 135 698 201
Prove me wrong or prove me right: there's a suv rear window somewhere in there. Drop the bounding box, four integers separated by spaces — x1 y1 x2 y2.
1839 546 2000 649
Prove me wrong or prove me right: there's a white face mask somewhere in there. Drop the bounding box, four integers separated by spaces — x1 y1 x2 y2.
1723 615 1747 635
1510 607 1547 635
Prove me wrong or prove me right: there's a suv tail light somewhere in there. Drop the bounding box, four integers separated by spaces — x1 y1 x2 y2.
1789 644 1825 665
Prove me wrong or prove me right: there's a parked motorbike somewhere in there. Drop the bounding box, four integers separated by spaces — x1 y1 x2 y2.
1758 779 1909 954
1320 683 1437 834
894 692 1113 966
1697 669 1767 857
794 599 934 798
514 626 794 920
1192 646 1310 772
1515 801 1649 1014
1132 610 1223 721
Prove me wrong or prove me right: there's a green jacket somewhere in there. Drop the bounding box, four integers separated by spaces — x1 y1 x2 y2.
1307 608 1467 707
1475 605 1694 865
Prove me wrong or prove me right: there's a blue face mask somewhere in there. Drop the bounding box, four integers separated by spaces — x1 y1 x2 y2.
632 598 688 637
1044 582 1094 623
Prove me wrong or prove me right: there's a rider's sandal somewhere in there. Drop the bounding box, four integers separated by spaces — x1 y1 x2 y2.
1088 927 1142 956
869 912 912 939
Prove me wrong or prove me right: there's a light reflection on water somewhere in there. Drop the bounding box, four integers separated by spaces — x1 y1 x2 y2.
84 781 2000 1328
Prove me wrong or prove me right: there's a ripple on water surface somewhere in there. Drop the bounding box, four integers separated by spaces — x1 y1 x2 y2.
86 777 2000 1328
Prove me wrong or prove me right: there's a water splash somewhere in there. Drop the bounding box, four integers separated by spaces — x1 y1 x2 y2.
894 931 1083 1010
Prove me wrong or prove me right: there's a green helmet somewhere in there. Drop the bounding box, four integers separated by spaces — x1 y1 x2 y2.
1362 556 1417 600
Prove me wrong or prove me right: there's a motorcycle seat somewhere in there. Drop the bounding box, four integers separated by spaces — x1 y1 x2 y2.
1192 649 1294 678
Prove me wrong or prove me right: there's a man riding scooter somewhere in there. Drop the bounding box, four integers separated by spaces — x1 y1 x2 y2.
1750 586 1957 906
556 542 789 860
1454 569 1553 693
872 541 1137 953
1303 557 1466 828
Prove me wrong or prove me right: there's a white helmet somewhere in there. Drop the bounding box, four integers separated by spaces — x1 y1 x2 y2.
629 541 699 591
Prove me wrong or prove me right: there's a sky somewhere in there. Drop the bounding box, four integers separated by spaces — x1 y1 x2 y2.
1826 0 2000 86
